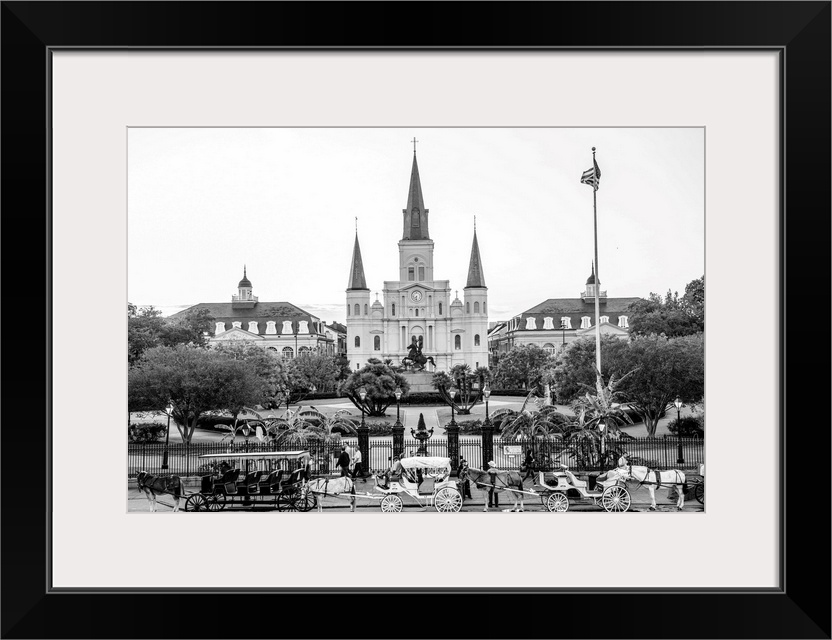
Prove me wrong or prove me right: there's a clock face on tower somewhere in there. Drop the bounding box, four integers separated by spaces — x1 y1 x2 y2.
410 290 423 302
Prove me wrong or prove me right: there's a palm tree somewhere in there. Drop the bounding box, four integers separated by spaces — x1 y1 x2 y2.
563 368 636 469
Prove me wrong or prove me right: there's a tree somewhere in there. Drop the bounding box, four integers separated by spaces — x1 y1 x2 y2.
432 364 488 415
128 303 214 365
127 304 165 365
128 344 269 444
613 333 704 436
494 344 555 390
626 276 705 338
497 405 571 441
550 336 628 404
285 353 340 394
212 341 289 410
337 358 410 417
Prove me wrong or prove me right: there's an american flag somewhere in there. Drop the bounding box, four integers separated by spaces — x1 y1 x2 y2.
580 158 601 191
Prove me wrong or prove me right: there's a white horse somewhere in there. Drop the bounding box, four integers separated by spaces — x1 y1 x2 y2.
613 457 687 511
305 476 356 512
136 471 182 512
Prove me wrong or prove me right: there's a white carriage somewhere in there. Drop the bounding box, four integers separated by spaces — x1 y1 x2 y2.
371 455 463 512
533 464 633 512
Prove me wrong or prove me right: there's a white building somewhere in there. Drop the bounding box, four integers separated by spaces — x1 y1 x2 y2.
346 150 489 371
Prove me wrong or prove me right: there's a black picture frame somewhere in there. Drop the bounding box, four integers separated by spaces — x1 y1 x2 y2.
3 2 829 638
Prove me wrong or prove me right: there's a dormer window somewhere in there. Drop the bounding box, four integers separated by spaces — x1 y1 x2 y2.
215 322 226 334
248 321 259 333
600 316 609 324
282 321 293 334
580 317 591 329
560 317 572 330
298 321 309 334
266 321 276 334
543 317 554 330
232 321 242 329
618 315 629 328
525 317 537 330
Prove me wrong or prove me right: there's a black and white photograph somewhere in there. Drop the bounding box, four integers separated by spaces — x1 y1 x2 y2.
127 128 705 515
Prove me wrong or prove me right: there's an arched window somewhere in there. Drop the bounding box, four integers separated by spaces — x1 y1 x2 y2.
415 309 419 317
298 347 311 357
543 343 556 354
391 303 396 316
466 302 470 313
408 267 415 281
354 336 361 348
374 335 380 350
354 304 360 316
438 302 443 315
267 347 278 355
474 334 480 346
282 347 294 360
364 304 368 315
454 335 461 350
474 301 480 313
347 304 350 317
484 301 487 314
418 266 425 280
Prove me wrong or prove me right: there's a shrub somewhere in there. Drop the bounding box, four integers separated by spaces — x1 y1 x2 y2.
456 419 484 434
667 415 704 438
401 392 445 405
367 422 396 436
128 422 167 444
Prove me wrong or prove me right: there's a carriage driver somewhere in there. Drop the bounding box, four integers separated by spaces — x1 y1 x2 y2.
377 455 403 490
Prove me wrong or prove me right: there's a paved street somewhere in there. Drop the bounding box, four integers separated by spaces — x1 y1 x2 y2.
128 476 704 514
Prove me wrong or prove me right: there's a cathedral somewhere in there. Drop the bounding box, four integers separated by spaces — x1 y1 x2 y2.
346 149 489 371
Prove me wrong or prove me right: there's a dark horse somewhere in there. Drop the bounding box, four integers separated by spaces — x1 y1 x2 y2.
401 337 436 371
466 467 527 512
136 471 183 512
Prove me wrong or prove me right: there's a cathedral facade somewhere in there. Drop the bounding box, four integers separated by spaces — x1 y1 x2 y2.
346 150 489 372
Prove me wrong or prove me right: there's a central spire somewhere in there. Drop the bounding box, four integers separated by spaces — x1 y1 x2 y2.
465 228 486 288
402 149 430 241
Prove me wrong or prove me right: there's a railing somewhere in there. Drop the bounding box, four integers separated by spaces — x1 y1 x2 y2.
128 435 704 477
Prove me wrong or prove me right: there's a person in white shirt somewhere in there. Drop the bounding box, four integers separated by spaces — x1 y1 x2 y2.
350 447 366 482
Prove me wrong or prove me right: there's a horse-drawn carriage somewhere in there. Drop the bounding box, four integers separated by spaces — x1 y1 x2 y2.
370 455 463 512
532 465 633 512
184 450 317 512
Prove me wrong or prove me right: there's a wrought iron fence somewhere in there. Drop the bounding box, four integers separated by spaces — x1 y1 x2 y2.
128 435 703 477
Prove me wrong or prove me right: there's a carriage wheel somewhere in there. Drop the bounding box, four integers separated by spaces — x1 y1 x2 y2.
277 493 298 512
293 490 317 512
434 487 463 513
380 495 403 513
207 494 226 511
694 482 704 504
185 494 207 512
546 492 569 513
601 486 631 512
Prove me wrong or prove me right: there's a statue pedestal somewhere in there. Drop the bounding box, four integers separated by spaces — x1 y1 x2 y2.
402 371 435 393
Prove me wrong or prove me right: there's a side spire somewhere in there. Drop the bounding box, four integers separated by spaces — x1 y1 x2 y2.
465 228 486 288
402 147 429 240
347 232 369 291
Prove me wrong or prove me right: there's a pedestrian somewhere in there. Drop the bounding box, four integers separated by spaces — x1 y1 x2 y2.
522 450 535 484
336 445 350 477
351 447 366 482
459 457 472 500
486 460 500 510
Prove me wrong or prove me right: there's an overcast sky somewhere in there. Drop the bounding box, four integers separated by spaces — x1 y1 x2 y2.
128 127 704 324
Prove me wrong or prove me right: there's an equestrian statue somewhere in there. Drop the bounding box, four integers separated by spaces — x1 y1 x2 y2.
401 336 436 372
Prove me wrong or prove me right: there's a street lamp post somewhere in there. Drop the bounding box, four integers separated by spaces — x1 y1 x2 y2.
561 318 566 347
448 382 458 427
394 386 402 427
674 397 684 464
599 420 606 472
161 401 173 470
358 386 368 428
483 382 491 424
241 423 252 473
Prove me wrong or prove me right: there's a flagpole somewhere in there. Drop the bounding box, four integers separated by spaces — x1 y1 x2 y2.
592 147 602 383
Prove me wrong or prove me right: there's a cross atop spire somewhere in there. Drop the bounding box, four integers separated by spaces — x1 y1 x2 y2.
411 137 418 154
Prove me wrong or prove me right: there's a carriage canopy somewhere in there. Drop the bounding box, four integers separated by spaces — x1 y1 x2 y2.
198 451 311 463
399 456 451 471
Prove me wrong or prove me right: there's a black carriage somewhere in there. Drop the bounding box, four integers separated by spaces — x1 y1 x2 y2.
184 451 317 512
